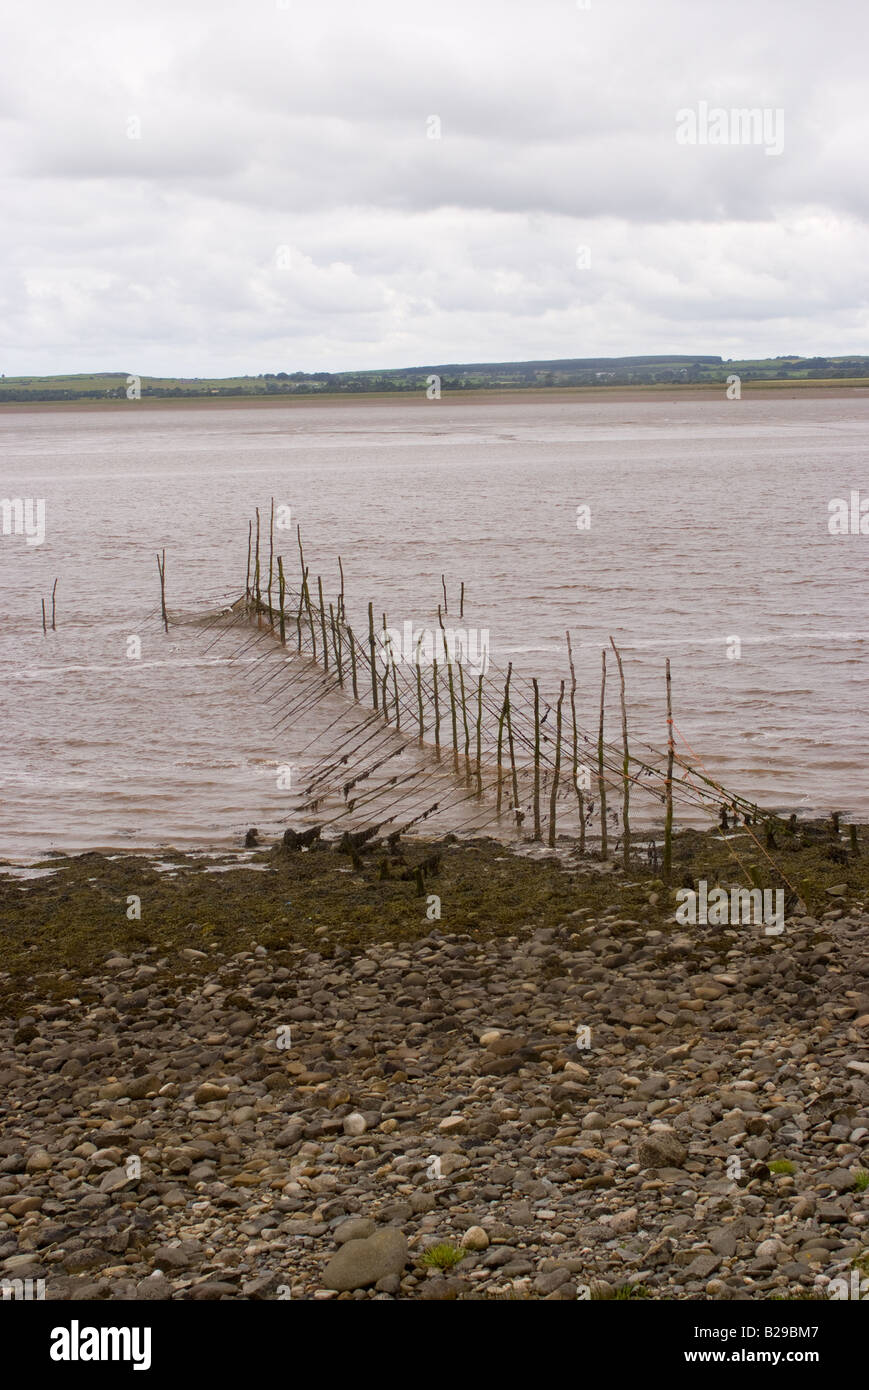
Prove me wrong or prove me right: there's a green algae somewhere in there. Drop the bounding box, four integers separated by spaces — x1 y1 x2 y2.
0 818 866 1017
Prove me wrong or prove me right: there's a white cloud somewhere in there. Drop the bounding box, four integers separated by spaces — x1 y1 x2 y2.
1 0 868 373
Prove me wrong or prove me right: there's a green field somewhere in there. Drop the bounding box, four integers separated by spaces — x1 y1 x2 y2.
2 355 868 404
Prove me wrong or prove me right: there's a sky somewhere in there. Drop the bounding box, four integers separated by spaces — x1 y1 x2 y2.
2 0 867 376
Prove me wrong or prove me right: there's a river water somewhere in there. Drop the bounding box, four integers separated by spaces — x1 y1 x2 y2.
1 394 866 858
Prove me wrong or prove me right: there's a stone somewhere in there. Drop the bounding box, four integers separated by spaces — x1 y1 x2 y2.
194 1083 229 1104
438 1115 466 1135
460 1226 489 1251
606 1206 638 1234
322 1228 409 1291
99 1166 137 1194
334 1218 376 1245
637 1130 688 1169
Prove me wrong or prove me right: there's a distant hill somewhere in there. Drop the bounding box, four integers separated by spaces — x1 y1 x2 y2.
2 355 868 403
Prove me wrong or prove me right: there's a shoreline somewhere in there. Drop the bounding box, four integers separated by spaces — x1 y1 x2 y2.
3 382 869 414
1 827 866 1301
2 821 868 989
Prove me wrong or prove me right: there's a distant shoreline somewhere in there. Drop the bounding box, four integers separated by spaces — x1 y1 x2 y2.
2 381 869 413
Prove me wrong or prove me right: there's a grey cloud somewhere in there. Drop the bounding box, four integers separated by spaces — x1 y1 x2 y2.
1 0 868 372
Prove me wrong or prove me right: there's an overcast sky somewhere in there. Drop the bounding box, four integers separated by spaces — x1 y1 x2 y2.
2 0 867 376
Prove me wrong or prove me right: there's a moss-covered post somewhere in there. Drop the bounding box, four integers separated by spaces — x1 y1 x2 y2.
597 648 608 860
548 680 565 847
609 636 631 869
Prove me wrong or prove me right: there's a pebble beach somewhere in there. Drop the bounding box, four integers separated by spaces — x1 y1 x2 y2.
1 830 867 1301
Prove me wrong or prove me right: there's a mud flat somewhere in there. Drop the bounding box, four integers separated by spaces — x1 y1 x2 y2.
0 827 867 1300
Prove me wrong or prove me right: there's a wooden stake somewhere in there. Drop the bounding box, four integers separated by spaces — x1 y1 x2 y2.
475 673 484 797
254 509 261 613
598 648 608 860
415 633 425 741
548 680 565 848
533 678 542 841
267 496 275 627
458 660 470 772
381 616 399 728
506 681 521 833
496 666 510 815
277 556 286 644
566 631 585 854
317 576 329 671
432 659 441 756
330 603 343 685
609 636 631 869
380 613 390 714
41 598 47 635
297 526 312 653
368 602 378 710
348 627 359 700
441 574 448 613
303 566 315 659
438 606 459 771
664 658 674 884
338 555 345 621
246 520 252 604
50 578 57 632
156 550 168 633
459 581 465 618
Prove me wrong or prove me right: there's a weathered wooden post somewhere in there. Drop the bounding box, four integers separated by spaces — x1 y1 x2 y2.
609 636 631 869
156 550 168 633
368 602 378 710
663 658 674 883
317 577 329 671
548 680 565 848
598 649 608 860
533 678 542 841
348 627 359 701
267 496 275 628
566 631 585 853
475 672 484 798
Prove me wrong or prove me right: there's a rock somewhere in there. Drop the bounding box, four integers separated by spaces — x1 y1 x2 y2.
99 1166 137 1194
194 1083 229 1104
637 1130 688 1169
135 1275 174 1301
322 1228 409 1292
606 1206 638 1234
152 1245 195 1270
334 1218 376 1245
460 1226 489 1251
438 1115 466 1135
342 1112 367 1137
126 1074 160 1100
189 1281 240 1300
754 1238 784 1268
